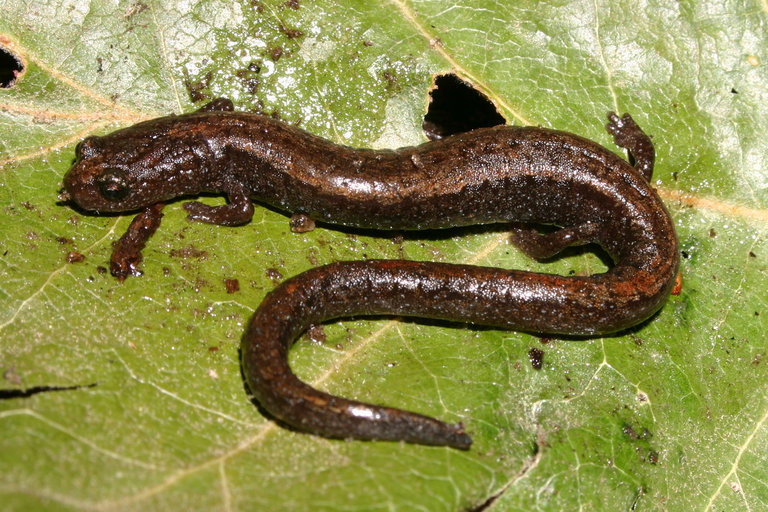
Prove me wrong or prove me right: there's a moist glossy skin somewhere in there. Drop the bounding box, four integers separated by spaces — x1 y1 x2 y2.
61 99 678 449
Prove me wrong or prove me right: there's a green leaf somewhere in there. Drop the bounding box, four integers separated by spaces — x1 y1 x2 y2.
1 0 767 510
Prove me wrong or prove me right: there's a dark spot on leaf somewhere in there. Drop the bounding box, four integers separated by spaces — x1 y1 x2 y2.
184 71 213 103
224 278 240 293
528 347 544 370
236 63 262 94
266 268 283 283
193 277 211 293
268 46 284 61
281 0 300 9
123 2 149 18
623 423 638 440
66 251 85 264
279 23 303 39
170 245 208 259
380 69 400 92
306 248 319 266
422 73 506 140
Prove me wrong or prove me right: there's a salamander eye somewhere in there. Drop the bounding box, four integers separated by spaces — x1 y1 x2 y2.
97 170 130 201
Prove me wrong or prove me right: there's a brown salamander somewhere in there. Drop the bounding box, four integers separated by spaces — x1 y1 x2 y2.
60 98 678 449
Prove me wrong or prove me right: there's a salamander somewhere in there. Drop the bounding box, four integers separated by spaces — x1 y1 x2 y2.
60 98 678 449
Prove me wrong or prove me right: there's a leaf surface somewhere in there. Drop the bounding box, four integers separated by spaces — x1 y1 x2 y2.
1 1 767 510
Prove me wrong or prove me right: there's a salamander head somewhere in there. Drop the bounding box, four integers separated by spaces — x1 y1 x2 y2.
61 119 209 213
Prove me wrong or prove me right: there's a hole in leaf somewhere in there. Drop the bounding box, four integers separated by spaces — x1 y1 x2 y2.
0 44 24 88
0 382 97 400
422 73 506 140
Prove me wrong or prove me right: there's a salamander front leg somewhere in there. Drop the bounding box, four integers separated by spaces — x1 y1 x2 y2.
182 187 254 226
606 112 655 182
110 202 165 281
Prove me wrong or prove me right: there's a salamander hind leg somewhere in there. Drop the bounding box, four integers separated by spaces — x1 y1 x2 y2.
606 112 655 182
509 222 601 260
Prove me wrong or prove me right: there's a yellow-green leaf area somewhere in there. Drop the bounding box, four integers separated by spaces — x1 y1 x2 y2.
1 0 767 511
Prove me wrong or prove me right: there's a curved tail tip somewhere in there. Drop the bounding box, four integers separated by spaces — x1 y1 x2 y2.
391 420 472 449
451 432 473 450
442 423 472 450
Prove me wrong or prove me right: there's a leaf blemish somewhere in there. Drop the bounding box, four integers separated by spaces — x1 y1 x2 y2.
0 35 25 88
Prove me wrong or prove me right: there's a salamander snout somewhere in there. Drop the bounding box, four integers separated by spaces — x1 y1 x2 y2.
62 134 151 212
